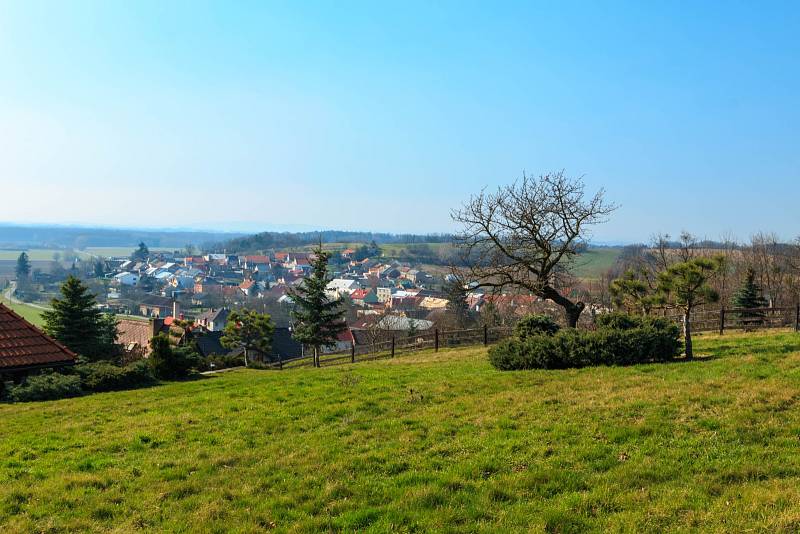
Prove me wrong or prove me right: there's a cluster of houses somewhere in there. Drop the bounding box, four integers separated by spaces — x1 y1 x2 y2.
94 247 562 363
100 249 451 361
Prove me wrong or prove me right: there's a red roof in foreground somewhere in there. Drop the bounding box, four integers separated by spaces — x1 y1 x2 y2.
0 303 76 370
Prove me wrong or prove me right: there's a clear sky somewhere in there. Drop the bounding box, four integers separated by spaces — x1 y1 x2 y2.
0 1 798 242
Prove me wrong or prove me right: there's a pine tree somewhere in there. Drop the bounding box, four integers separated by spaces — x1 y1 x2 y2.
132 242 149 261
15 252 31 279
733 267 768 326
42 275 115 361
445 278 470 327
657 256 723 359
221 310 275 366
288 244 346 367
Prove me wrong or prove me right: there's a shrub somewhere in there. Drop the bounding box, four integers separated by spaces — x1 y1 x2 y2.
514 314 561 339
149 334 202 380
595 312 644 331
7 373 83 402
200 353 246 372
75 360 156 393
490 313 681 370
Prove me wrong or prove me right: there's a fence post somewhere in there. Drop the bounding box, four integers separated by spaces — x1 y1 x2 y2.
795 304 799 332
278 353 283 370
391 336 396 358
719 307 725 336
483 324 488 346
351 341 355 363
434 329 439 352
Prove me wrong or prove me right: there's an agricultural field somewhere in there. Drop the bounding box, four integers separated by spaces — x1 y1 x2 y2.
570 247 621 280
3 331 800 531
83 247 176 258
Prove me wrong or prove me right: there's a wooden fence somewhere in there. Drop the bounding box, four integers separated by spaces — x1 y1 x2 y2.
662 305 800 335
262 306 800 371
266 325 514 370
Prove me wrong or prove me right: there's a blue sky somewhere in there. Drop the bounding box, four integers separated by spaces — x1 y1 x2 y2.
0 1 798 242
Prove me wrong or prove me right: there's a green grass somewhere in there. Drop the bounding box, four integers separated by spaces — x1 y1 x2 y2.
570 247 621 279
0 249 90 261
0 296 45 326
4 331 800 531
0 247 176 261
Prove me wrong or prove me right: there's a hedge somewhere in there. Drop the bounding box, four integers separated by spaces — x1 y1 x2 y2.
489 313 681 370
6 373 83 403
75 360 156 393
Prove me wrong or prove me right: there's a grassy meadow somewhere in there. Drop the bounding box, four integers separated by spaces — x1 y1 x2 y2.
0 295 45 327
3 331 800 531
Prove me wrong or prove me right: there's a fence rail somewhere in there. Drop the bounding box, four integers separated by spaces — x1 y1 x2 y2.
262 306 800 371
661 305 800 334
266 325 514 370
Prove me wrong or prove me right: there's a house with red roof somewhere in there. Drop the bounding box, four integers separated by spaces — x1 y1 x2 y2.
0 303 76 376
239 279 258 297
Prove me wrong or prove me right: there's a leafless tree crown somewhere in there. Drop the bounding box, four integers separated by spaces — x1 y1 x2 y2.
451 171 616 325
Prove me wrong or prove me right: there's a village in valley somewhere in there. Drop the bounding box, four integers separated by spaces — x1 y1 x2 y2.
8 239 564 364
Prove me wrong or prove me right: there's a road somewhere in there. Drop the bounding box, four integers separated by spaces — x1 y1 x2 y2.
2 282 51 311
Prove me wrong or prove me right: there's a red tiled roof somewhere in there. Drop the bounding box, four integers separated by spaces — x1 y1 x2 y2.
0 303 76 370
117 318 156 354
240 279 256 290
337 329 355 343
350 289 369 300
245 255 271 264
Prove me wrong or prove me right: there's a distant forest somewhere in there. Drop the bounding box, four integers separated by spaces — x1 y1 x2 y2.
212 230 455 253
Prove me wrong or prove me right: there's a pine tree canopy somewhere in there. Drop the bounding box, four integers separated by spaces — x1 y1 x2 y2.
15 252 31 278
288 245 346 350
733 268 768 318
42 275 115 360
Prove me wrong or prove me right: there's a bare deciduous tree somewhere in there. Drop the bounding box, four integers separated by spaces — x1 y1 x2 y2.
452 171 616 327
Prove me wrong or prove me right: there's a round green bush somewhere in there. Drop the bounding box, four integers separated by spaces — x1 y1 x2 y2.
8 373 83 402
490 313 682 370
76 360 155 392
514 314 561 339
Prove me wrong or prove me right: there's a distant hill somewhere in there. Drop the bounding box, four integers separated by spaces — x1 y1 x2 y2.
0 225 244 250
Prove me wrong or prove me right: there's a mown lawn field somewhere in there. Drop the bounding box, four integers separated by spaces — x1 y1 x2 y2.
3 331 800 532
0 296 45 327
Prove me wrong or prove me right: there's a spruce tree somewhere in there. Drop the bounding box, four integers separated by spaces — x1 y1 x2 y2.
42 275 115 360
288 244 346 367
132 242 149 261
445 278 470 327
15 252 31 279
733 267 768 326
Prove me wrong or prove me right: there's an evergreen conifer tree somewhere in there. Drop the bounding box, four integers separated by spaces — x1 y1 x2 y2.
42 275 116 360
15 252 31 279
288 244 346 367
733 267 768 326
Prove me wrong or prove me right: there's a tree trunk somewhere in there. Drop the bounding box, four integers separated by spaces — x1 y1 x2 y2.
541 285 585 328
244 347 248 368
313 346 319 368
683 310 693 359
